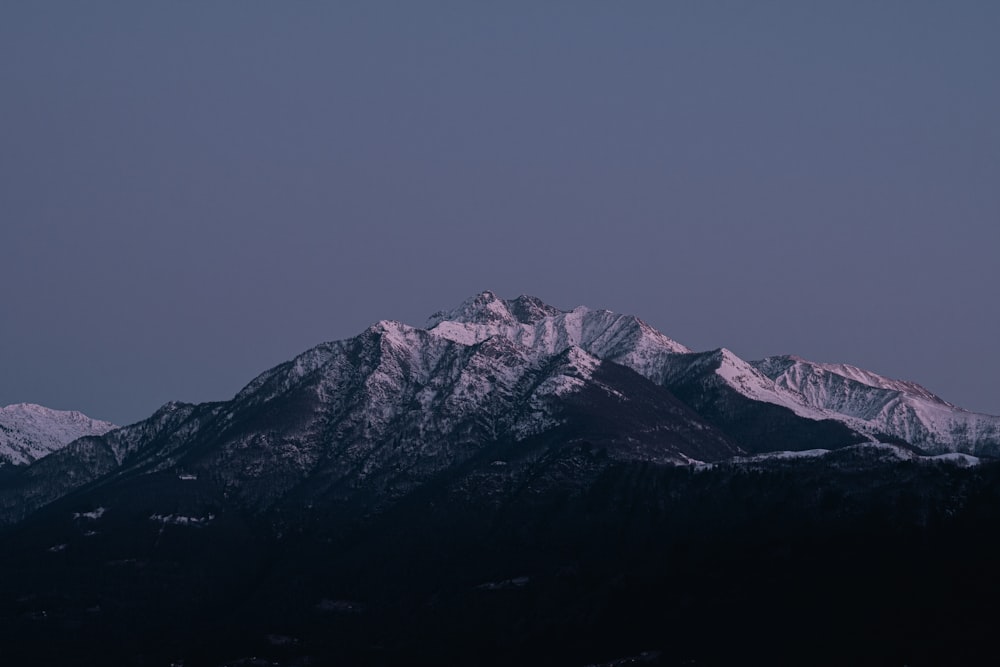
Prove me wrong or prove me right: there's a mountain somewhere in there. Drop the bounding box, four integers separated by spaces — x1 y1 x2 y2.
0 403 116 466
2 292 1000 665
4 291 998 526
754 355 1000 455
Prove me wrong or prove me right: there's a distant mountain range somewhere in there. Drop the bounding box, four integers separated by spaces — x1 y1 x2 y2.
3 292 1000 665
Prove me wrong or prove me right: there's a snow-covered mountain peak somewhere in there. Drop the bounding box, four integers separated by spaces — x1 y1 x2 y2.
0 403 114 428
814 361 953 407
427 291 567 329
756 355 957 409
751 354 1000 453
426 293 690 371
0 403 117 466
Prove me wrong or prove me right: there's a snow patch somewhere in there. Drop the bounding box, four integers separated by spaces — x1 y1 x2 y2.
149 513 215 526
737 449 832 462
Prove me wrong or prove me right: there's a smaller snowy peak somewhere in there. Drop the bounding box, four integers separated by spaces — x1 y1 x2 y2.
672 348 831 421
756 355 953 407
751 354 1000 454
0 403 117 466
813 362 954 407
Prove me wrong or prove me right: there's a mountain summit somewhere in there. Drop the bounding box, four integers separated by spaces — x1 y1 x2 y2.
426 291 563 327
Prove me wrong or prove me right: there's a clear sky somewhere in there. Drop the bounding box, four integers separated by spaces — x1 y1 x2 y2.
2 2 998 425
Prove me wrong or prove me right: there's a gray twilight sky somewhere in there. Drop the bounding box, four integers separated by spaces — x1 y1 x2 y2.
2 3 999 425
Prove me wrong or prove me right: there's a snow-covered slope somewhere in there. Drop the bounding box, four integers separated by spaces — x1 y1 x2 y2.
426 292 1000 455
0 403 117 466
655 348 828 419
753 356 1000 455
427 294 850 421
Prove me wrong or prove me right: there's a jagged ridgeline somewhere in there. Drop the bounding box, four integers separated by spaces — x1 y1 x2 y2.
2 292 999 665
